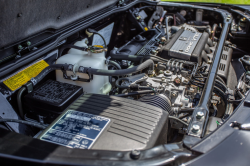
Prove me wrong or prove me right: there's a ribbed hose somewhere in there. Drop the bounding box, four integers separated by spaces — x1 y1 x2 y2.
139 94 172 113
114 89 164 97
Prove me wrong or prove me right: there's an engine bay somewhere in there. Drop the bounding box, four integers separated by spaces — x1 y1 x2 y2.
0 1 250 162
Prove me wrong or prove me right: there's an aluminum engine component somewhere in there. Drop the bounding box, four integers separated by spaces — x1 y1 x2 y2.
159 28 209 65
145 71 196 110
170 30 202 60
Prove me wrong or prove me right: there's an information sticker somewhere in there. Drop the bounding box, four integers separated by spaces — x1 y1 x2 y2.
40 110 110 149
3 60 49 91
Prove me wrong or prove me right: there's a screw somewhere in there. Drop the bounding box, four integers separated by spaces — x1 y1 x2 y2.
192 124 200 133
151 50 157 54
26 41 31 46
196 111 204 119
18 45 23 50
130 149 140 160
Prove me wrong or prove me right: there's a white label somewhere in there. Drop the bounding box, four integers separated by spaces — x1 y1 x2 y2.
92 22 114 46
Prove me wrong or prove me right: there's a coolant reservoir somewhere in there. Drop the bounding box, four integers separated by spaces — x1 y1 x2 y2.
56 39 111 94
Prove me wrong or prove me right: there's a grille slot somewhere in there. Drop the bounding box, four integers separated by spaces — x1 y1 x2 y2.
219 63 226 71
224 46 229 52
221 54 227 60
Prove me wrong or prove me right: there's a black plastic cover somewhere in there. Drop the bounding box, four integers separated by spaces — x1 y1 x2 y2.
39 94 169 151
24 80 83 115
0 0 118 49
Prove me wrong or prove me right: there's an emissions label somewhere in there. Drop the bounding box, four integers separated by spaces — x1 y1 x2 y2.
3 60 49 91
40 110 110 149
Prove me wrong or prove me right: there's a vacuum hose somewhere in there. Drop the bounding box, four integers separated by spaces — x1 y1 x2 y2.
31 59 154 85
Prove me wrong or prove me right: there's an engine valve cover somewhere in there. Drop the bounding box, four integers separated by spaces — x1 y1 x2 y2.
159 29 209 64
170 30 202 60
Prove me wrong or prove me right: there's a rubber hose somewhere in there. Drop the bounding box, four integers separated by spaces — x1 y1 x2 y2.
115 77 152 90
108 60 121 70
32 64 69 86
169 116 188 126
110 50 143 62
96 33 107 48
138 6 156 10
178 108 195 114
17 87 26 119
115 78 130 89
33 59 153 87
58 44 88 59
0 119 46 129
87 59 154 76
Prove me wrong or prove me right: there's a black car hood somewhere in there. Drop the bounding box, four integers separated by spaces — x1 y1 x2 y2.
0 0 118 49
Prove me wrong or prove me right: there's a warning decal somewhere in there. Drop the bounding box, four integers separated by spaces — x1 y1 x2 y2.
3 60 49 91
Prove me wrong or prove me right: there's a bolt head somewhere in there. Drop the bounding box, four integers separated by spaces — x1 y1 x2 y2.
151 50 157 54
130 149 140 160
26 41 31 46
159 70 164 74
192 124 200 133
196 111 204 119
161 37 166 42
18 45 23 50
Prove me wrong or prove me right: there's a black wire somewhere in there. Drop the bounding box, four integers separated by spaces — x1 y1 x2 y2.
138 6 156 10
178 113 192 119
169 116 188 126
96 33 107 48
0 119 46 130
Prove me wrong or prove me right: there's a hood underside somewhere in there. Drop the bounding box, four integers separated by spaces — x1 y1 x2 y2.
0 0 118 49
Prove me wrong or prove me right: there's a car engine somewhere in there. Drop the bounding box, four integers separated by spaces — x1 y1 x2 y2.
0 2 249 158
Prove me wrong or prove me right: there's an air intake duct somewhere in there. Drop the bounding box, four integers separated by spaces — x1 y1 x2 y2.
139 94 172 113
